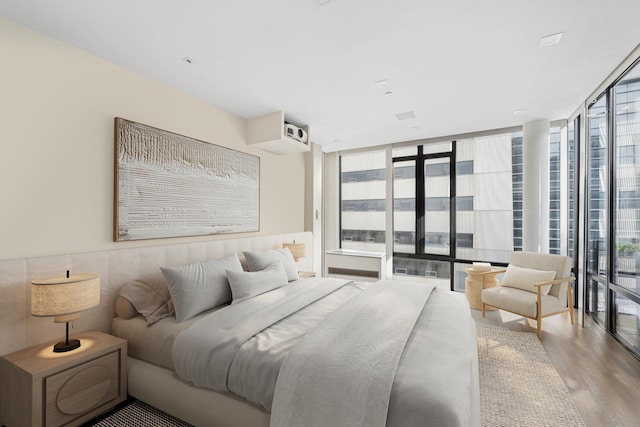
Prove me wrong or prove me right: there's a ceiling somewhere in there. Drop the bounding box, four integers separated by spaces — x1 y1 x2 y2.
2 0 640 152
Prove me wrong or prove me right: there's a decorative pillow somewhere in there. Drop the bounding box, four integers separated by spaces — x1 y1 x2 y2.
227 261 289 304
115 296 138 320
116 272 175 326
501 265 556 295
160 254 243 322
244 248 299 281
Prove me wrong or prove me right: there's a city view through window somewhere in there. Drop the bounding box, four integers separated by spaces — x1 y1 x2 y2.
340 131 544 290
339 57 640 358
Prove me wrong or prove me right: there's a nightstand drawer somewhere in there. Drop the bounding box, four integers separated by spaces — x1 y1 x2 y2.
44 351 120 426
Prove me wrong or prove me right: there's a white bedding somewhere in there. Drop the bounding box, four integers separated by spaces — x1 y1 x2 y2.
173 277 359 409
172 277 480 427
271 280 434 427
111 304 225 370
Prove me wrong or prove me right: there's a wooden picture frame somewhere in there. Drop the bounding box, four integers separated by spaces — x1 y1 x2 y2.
114 118 260 241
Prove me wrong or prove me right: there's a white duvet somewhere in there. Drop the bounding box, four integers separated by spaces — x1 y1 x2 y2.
172 277 480 427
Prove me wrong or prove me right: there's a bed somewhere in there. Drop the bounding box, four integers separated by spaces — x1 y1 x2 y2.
111 248 480 427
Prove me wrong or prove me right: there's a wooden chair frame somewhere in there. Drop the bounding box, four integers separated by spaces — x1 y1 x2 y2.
482 276 575 337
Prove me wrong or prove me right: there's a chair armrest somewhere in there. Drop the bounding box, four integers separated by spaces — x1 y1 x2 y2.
478 268 507 276
534 276 575 299
532 276 575 287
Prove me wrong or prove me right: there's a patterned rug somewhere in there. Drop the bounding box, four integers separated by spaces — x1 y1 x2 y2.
87 400 192 427
477 326 586 427
89 328 586 426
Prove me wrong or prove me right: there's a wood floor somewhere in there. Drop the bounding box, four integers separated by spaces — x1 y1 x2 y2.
472 308 640 427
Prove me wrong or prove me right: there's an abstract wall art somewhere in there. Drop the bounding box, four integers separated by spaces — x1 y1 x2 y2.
114 118 260 241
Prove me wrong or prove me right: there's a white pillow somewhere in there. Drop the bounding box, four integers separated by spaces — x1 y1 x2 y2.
227 261 289 304
244 248 299 281
501 265 556 295
160 254 243 322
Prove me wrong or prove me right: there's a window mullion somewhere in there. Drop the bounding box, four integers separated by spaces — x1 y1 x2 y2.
416 146 425 255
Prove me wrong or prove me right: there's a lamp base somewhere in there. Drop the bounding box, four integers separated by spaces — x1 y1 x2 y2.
53 339 81 353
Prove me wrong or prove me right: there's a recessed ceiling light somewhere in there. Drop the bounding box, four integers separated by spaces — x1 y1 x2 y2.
539 32 563 47
182 57 194 64
395 111 416 121
384 91 393 97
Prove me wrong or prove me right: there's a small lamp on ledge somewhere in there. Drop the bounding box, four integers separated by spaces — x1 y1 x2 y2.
282 241 306 262
31 271 100 353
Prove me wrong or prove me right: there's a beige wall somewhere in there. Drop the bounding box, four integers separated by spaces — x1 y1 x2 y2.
0 17 305 260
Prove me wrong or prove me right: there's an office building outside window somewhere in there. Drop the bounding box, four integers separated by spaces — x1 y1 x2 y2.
568 119 577 262
340 151 386 252
511 132 523 252
339 130 569 294
549 126 561 254
612 61 640 352
457 134 515 263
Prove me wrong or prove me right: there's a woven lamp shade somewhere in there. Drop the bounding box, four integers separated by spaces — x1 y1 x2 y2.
31 273 100 323
282 242 306 261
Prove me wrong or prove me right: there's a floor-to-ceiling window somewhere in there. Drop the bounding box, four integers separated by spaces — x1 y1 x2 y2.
586 94 608 325
340 151 386 252
611 61 640 354
456 134 515 263
337 126 576 293
393 154 416 255
388 133 519 291
549 126 562 254
568 116 580 307
568 117 579 262
392 143 453 288
585 59 640 356
511 132 524 252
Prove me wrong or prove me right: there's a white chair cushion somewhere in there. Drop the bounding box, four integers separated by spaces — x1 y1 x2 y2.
481 287 563 318
509 252 571 280
501 265 556 295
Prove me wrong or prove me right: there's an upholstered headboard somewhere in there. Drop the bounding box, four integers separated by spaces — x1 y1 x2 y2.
0 232 313 356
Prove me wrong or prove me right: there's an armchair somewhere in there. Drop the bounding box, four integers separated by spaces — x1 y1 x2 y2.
481 252 575 337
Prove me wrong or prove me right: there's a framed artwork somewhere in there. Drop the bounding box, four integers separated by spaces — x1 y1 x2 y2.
114 117 260 241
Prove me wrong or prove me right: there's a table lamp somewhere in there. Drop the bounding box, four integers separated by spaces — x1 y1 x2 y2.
282 241 306 261
31 271 100 352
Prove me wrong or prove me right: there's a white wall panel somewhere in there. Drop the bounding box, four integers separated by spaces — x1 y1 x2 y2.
0 232 312 356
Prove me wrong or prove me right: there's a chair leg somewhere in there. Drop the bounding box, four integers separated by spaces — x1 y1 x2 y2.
482 303 486 317
536 288 542 337
567 282 575 325
569 307 575 325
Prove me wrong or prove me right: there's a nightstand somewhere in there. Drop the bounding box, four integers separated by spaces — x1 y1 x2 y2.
298 271 316 278
0 330 127 427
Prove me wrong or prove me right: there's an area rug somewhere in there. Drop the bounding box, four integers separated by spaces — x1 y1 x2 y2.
87 400 193 427
477 326 586 427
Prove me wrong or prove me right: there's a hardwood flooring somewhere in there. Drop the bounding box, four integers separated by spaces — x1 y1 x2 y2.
471 308 640 427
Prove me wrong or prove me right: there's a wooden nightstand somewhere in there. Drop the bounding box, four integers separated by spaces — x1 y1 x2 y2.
0 330 127 427
298 271 316 278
